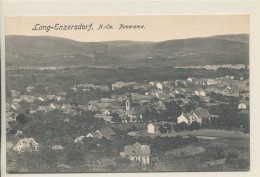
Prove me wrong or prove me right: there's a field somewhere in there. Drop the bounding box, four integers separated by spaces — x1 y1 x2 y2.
151 133 250 172
129 129 249 139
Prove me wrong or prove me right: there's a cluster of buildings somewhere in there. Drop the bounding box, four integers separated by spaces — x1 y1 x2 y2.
85 75 249 124
7 74 249 167
7 74 249 128
177 107 212 125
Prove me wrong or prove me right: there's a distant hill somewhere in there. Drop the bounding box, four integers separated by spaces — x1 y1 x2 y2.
5 34 249 67
210 34 249 44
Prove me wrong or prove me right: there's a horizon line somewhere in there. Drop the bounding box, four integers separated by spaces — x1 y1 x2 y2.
5 33 249 43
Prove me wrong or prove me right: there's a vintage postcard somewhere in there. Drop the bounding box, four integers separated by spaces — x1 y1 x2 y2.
4 15 249 173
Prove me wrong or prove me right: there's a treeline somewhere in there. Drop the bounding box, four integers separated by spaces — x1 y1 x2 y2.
6 67 248 97
7 131 197 172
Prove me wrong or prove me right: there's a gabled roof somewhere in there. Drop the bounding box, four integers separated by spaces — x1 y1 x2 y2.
114 109 126 116
87 132 102 138
74 136 85 143
96 127 116 137
130 105 149 115
239 100 249 105
124 142 150 156
193 107 211 118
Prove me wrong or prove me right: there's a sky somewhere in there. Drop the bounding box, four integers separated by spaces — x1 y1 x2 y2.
5 15 249 42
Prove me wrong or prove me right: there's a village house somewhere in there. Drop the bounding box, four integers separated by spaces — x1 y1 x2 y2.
112 81 137 90
178 107 211 125
12 98 22 104
47 95 55 100
54 95 65 102
20 95 35 102
97 86 110 92
174 88 186 94
13 138 39 153
74 136 85 143
77 105 88 110
87 127 116 139
133 84 149 91
151 101 166 111
10 90 20 97
58 91 67 96
52 145 64 150
175 80 187 87
194 78 207 86
126 105 149 122
37 106 52 113
62 104 73 110
147 123 160 134
194 90 207 97
25 86 34 93
86 131 102 139
238 100 249 110
149 81 155 86
96 127 116 139
156 82 163 90
38 96 45 102
112 81 125 90
94 113 113 122
177 112 196 125
192 107 212 124
207 79 216 85
97 102 110 110
10 103 21 111
15 130 23 136
120 142 150 164
29 109 37 114
50 103 62 110
187 77 193 83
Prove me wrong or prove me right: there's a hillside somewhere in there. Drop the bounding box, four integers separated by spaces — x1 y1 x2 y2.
5 34 249 67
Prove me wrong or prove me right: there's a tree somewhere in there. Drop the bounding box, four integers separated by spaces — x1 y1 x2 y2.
182 102 197 113
158 124 167 133
111 113 121 123
65 149 85 166
206 146 225 160
142 109 150 122
226 151 238 164
115 157 132 172
16 113 28 124
188 121 200 131
175 122 188 132
164 123 172 133
132 125 137 131
165 100 182 122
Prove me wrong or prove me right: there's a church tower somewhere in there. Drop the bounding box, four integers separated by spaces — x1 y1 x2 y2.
126 97 131 111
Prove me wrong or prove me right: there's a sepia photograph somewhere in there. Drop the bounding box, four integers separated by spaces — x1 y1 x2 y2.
4 15 250 173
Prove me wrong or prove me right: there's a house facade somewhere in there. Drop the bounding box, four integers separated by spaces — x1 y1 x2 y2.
147 123 159 134
238 100 249 110
120 142 150 164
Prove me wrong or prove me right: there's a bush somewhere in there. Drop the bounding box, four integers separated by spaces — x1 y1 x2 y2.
65 149 85 166
16 113 28 124
174 122 188 132
158 125 168 133
206 146 225 160
188 121 200 131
